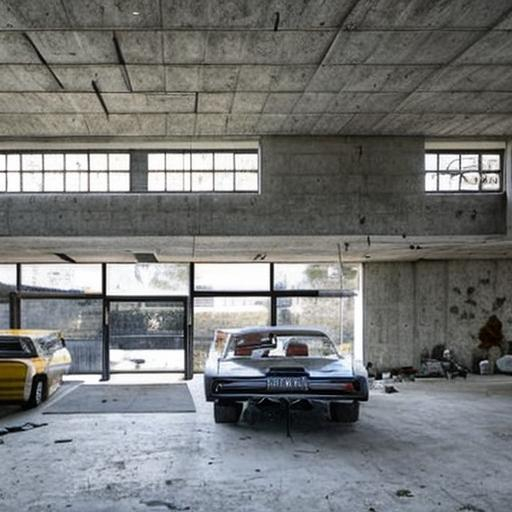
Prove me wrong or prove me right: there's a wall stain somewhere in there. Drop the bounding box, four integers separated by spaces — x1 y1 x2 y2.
492 297 506 311
478 315 504 350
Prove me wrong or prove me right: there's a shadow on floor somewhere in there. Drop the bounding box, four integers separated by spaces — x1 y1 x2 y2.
0 404 22 420
231 400 357 437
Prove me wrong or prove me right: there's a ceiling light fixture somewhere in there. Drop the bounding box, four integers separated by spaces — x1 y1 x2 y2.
132 11 140 16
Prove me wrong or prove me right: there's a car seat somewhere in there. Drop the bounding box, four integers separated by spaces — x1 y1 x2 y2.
285 341 309 357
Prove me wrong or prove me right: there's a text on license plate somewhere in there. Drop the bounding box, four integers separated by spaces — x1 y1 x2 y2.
267 376 309 392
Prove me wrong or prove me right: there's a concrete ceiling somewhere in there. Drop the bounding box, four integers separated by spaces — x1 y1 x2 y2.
0 0 512 138
1 234 512 263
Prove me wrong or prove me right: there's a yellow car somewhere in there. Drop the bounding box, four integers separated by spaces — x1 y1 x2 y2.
0 330 72 408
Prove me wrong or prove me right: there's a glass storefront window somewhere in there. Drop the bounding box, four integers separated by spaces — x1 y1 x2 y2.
274 263 359 291
0 301 9 329
0 264 17 329
193 296 271 372
6 262 362 373
107 264 189 296
20 298 103 373
276 296 354 355
194 263 270 291
341 264 360 291
0 264 16 292
21 264 102 294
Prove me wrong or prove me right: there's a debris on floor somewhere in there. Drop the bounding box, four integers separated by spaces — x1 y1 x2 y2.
390 366 417 381
417 345 469 379
367 362 416 386
479 360 492 375
458 504 485 512
441 349 468 379
54 439 73 444
369 379 398 393
0 422 48 440
418 359 446 378
496 354 512 374
396 489 414 498
142 499 190 511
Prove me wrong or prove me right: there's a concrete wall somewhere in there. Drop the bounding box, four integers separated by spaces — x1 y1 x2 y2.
0 136 505 237
364 260 512 370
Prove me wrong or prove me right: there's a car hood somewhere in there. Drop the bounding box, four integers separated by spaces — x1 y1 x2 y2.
217 357 354 378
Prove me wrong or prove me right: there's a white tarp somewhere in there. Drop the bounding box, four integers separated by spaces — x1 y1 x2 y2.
496 355 512 374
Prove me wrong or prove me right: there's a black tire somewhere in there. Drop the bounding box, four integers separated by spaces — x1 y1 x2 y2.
329 401 359 423
25 376 46 409
214 401 243 423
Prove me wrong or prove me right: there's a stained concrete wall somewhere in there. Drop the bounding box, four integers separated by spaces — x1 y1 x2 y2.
0 136 505 237
364 260 512 370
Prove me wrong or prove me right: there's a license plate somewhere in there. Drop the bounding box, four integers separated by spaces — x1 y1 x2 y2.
267 376 309 392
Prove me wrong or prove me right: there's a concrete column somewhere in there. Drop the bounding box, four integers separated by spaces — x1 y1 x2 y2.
130 150 148 192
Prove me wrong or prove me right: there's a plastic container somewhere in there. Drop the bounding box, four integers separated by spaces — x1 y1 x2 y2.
479 360 491 375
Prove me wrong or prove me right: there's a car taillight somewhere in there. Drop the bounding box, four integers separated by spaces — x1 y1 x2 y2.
342 382 354 392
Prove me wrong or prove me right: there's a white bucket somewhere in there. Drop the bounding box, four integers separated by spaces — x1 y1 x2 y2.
479 360 491 375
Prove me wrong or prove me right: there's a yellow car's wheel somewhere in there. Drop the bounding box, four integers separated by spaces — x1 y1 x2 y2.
25 377 46 409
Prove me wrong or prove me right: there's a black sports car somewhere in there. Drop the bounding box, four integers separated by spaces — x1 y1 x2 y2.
204 326 369 424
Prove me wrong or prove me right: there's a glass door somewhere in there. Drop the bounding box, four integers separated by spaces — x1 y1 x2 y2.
108 299 187 373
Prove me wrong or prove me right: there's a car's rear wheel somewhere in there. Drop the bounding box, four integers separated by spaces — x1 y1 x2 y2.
25 376 46 409
214 400 243 423
329 401 359 423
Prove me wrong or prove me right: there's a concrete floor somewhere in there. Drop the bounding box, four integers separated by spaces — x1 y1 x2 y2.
1 375 511 512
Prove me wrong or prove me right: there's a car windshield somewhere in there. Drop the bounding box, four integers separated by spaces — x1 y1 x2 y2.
225 332 339 359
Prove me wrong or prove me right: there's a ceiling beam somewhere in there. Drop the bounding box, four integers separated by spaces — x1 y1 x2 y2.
22 32 64 90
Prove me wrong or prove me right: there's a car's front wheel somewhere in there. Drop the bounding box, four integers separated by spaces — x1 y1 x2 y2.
25 376 46 409
214 400 243 423
329 401 359 423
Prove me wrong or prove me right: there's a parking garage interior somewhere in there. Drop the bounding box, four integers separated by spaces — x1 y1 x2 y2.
1 1 512 511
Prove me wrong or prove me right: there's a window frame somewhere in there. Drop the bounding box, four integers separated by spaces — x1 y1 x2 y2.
424 149 504 194
146 149 260 194
0 150 131 194
1 262 362 376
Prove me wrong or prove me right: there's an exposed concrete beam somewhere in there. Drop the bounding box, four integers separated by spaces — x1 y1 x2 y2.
112 32 133 92
1 234 512 263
